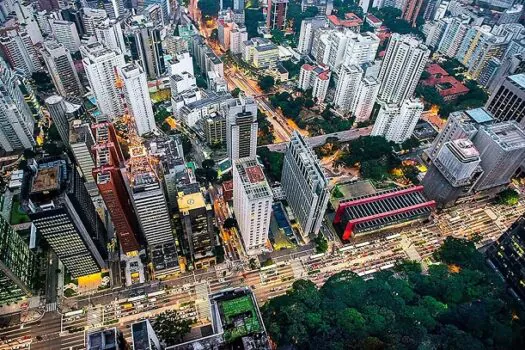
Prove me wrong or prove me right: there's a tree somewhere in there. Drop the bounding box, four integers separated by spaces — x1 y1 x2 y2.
257 146 284 182
223 218 237 229
196 76 208 89
154 107 171 124
202 159 215 169
197 0 220 17
31 71 53 92
360 158 389 181
153 310 192 346
245 8 265 38
270 29 285 44
314 232 328 253
179 134 192 155
304 99 315 108
258 75 275 92
231 87 241 97
496 188 520 206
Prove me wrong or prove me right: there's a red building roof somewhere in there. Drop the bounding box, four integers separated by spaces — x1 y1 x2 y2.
421 64 470 100
328 14 363 28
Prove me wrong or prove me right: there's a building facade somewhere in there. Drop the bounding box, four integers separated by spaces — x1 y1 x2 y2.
371 98 424 143
41 41 84 98
225 96 258 161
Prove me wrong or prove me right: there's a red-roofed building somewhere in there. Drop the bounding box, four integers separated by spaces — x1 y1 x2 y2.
421 64 470 101
365 14 383 28
298 63 331 103
222 180 233 202
328 13 362 32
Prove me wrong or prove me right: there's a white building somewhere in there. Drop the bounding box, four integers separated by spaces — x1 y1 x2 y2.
166 52 194 76
281 132 329 241
298 63 331 103
170 72 197 96
95 19 127 55
83 7 108 36
50 20 81 53
0 30 41 76
120 63 156 136
81 42 125 119
342 31 380 67
377 34 430 105
233 158 273 255
41 41 84 98
334 64 363 113
352 76 380 123
297 16 328 55
230 24 248 55
437 17 469 58
371 98 424 143
225 96 258 161
0 58 35 152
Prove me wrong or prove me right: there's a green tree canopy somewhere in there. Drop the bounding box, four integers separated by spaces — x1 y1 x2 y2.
153 310 192 346
257 146 284 182
496 188 520 206
258 75 275 92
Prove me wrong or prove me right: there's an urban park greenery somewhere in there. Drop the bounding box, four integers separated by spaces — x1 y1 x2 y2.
262 237 525 349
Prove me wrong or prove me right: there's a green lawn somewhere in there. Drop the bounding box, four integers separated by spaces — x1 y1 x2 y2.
10 196 30 225
221 295 261 342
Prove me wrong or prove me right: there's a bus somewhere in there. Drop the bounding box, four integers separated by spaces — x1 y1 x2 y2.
127 295 146 303
355 241 371 248
147 290 166 298
64 310 84 318
386 234 401 240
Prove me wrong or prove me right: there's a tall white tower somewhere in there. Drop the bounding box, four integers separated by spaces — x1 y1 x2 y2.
353 76 380 123
120 63 156 136
372 98 424 143
377 34 430 105
81 42 125 119
334 64 363 113
41 41 84 98
225 96 258 161
50 20 81 53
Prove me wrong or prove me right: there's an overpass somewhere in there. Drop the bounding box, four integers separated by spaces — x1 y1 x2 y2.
261 126 373 152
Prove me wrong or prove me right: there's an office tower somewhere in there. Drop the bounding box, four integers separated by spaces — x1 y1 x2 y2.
87 328 127 350
37 0 59 11
487 217 525 300
225 96 258 161
334 64 363 113
81 42 125 119
0 215 37 305
204 113 227 146
234 0 245 10
82 8 108 36
233 158 272 255
95 19 127 55
486 73 525 128
69 120 96 184
120 64 156 136
371 98 424 143
50 20 81 53
377 34 430 105
402 0 423 26
177 191 216 269
281 132 329 241
422 139 482 207
437 17 469 58
353 76 380 123
498 4 523 25
0 30 42 76
297 16 327 55
343 32 380 67
92 120 141 255
41 41 84 98
85 0 121 19
487 52 525 93
267 0 289 30
230 24 248 55
471 122 525 191
125 24 165 80
0 60 35 152
45 95 70 147
61 7 85 38
298 64 331 103
131 320 162 350
12 1 44 44
21 157 108 278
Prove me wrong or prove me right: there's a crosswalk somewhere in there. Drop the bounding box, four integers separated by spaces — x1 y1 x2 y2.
46 302 57 312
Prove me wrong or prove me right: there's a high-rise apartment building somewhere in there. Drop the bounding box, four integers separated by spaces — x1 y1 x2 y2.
437 17 469 58
402 0 424 26
486 73 525 128
298 64 331 103
92 120 141 254
0 214 37 305
41 41 84 98
225 96 258 161
267 0 289 30
342 31 380 67
233 158 273 255
125 23 165 80
0 30 42 76
50 20 81 53
230 24 248 55
81 42 125 120
69 119 96 184
82 8 108 36
95 19 127 55
297 16 328 55
371 98 424 143
281 132 329 241
120 64 156 136
0 59 35 152
334 64 363 113
22 157 108 278
353 76 380 122
377 34 430 105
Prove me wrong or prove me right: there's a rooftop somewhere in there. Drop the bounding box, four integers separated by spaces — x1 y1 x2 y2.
482 122 525 150
177 191 206 212
465 108 494 124
87 328 118 350
31 165 60 194
328 13 363 28
449 139 480 159
235 158 272 200
509 73 525 89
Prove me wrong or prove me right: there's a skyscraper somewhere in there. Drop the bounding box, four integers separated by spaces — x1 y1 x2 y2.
92 120 142 255
50 20 81 53
334 64 363 113
225 96 258 161
377 34 430 105
41 41 84 98
0 59 35 152
342 31 380 67
125 24 165 80
81 42 125 120
267 0 289 30
120 63 156 136
21 157 108 278
437 17 469 58
45 95 70 147
69 119 96 184
402 0 424 26
298 64 331 103
0 214 37 305
371 98 424 143
353 76 380 123
95 19 127 55
281 132 329 241
297 16 328 55
485 73 525 128
0 30 42 76
233 158 273 255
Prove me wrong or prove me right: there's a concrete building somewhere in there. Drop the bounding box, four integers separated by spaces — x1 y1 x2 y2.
0 29 42 76
50 20 81 53
177 191 216 269
371 98 424 143
176 92 230 127
301 0 333 15
225 96 258 161
298 64 331 103
267 0 289 30
242 37 279 69
86 328 127 350
82 7 108 36
21 157 108 278
233 158 273 255
230 24 248 55
120 63 156 136
41 41 83 98
69 120 96 184
281 132 329 241
486 73 525 128
402 0 424 26
0 214 37 305
81 42 125 120
95 19 127 55
204 112 227 146
377 34 430 105
334 64 363 113
0 59 35 152
352 76 380 123
297 16 328 55
342 31 380 67
125 23 165 80
437 16 469 58
45 95 70 147
131 320 161 350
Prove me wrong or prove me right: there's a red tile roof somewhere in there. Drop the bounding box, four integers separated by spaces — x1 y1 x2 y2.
422 64 470 98
365 14 382 24
328 14 363 28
